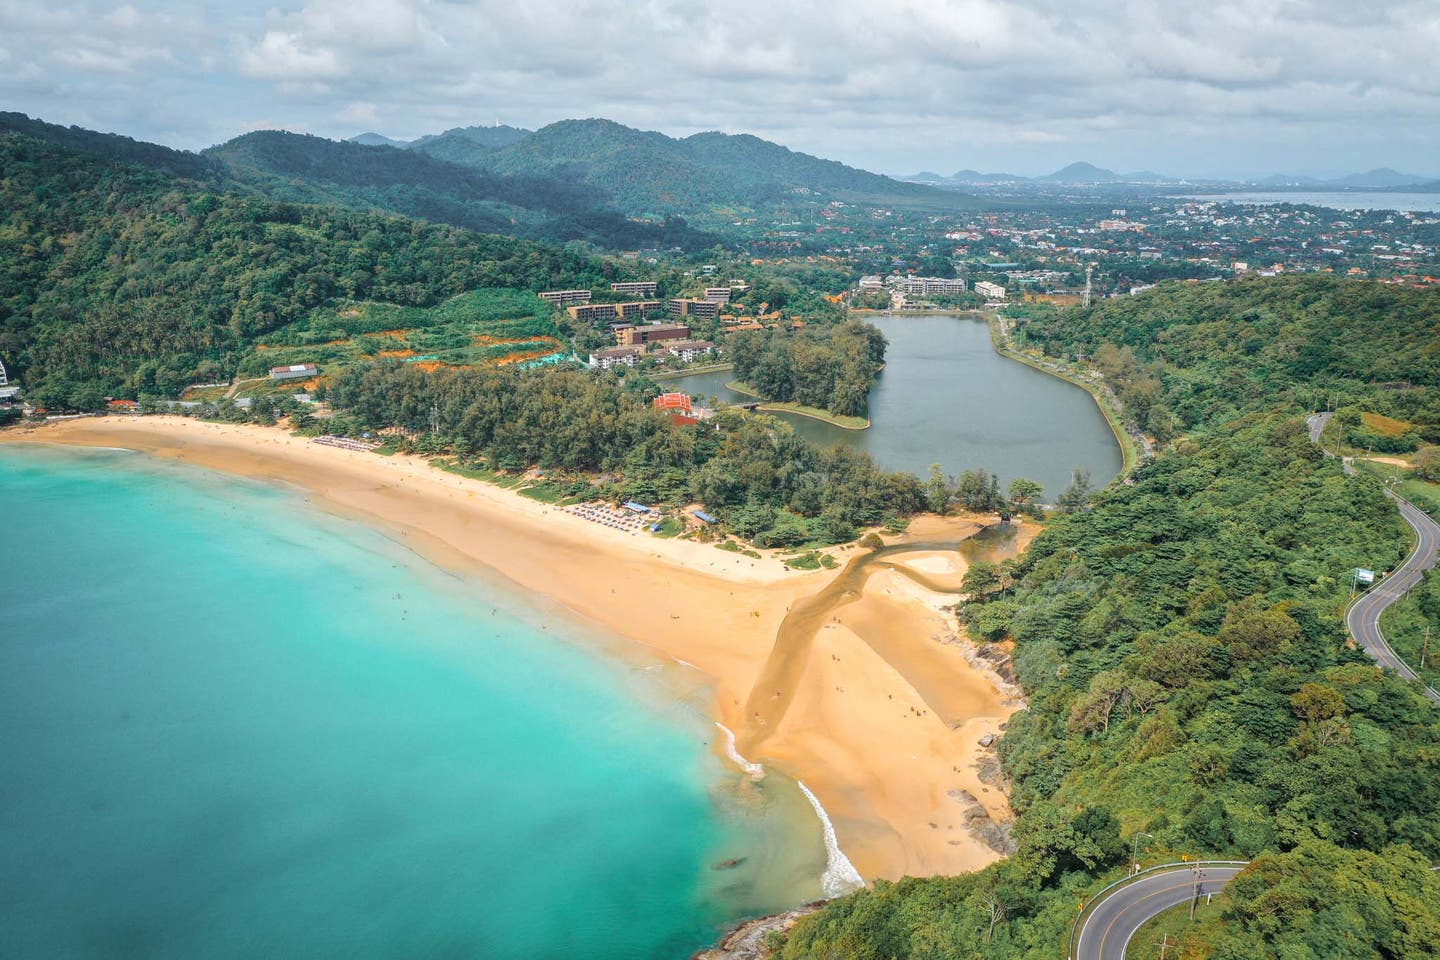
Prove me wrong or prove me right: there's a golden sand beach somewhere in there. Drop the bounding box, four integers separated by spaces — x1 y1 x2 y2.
2 416 1033 883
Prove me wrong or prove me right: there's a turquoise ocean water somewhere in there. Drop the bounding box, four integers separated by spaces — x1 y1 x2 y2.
0 445 823 959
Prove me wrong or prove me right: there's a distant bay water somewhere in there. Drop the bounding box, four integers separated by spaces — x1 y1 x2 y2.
1176 191 1440 213
0 446 823 959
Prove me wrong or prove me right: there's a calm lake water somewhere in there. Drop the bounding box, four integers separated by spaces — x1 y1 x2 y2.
667 313 1122 501
1176 191 1440 213
0 446 824 960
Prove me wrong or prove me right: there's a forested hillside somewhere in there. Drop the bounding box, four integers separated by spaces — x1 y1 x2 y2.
207 130 716 250
0 113 714 251
776 278 1440 959
0 133 615 405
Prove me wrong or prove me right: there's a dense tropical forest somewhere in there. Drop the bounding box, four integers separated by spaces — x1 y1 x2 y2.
776 278 1440 959
727 321 889 417
0 131 621 406
324 361 924 546
0 112 716 251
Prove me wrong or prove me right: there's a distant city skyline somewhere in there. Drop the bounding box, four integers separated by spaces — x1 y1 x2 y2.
3 0 1437 181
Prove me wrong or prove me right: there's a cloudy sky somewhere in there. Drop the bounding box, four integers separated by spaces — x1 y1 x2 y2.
3 0 1438 178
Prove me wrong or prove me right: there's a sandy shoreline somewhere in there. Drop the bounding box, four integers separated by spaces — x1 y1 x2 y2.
2 416 1028 883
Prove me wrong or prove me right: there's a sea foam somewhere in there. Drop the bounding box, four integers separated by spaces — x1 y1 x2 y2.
796 780 865 897
714 722 765 778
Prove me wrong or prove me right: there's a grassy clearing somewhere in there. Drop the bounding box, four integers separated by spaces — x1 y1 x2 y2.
758 401 870 430
783 550 839 570
1362 411 1415 436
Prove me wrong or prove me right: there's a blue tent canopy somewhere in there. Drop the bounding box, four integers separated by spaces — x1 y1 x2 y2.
692 510 717 523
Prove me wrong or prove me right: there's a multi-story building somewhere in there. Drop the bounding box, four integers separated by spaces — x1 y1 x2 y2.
667 299 719 321
666 340 716 363
973 281 1007 300
587 346 643 370
610 281 658 297
857 275 885 291
566 301 663 323
617 323 691 347
900 277 967 296
703 287 732 303
539 289 592 307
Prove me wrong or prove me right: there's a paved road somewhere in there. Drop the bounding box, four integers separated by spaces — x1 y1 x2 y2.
1073 864 1245 960
1347 492 1440 704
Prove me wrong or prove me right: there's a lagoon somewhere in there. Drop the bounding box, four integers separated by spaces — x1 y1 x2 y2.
667 313 1122 500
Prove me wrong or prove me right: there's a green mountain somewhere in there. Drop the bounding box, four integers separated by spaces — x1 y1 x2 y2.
0 128 618 406
203 130 715 250
0 113 714 251
407 124 531 154
422 118 975 216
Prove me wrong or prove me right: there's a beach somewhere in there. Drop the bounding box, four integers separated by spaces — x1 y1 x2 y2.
1 416 1030 883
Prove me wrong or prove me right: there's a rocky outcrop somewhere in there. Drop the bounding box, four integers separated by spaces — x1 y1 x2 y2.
691 902 828 960
948 788 1015 855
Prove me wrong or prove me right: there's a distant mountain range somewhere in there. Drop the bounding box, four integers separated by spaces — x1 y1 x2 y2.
904 162 1440 191
0 111 975 253
348 118 976 215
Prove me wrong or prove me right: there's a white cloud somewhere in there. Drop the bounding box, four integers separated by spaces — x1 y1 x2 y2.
1 0 1437 173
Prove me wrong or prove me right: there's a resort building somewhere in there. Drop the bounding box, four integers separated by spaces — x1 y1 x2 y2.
566 301 663 323
666 340 716 363
587 346 643 370
899 276 967 296
857 275 885 291
617 323 691 346
270 363 318 381
538 289 592 307
0 385 20 404
973 280 1007 300
610 281 658 297
667 298 719 321
703 287 732 303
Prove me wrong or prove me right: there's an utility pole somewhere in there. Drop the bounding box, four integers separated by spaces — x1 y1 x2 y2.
1083 263 1095 307
1189 866 1204 920
1131 831 1154 875
1422 625 1432 670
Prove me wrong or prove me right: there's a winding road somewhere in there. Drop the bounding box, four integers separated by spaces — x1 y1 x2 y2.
1071 414 1440 958
1072 864 1246 960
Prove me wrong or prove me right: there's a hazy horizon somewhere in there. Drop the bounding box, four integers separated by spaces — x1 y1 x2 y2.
3 0 1438 181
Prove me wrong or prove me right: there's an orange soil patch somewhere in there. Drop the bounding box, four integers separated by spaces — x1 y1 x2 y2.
301 377 328 392
495 348 563 366
412 361 449 372
376 329 412 339
1362 412 1414 437
378 349 418 359
255 344 270 351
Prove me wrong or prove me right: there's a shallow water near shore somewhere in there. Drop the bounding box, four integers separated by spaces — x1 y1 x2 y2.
0 445 825 959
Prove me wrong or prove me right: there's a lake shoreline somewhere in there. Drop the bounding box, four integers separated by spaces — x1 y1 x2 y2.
1 415 1023 885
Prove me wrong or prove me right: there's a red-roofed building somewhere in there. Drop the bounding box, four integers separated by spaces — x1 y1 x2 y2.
653 392 701 426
